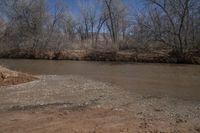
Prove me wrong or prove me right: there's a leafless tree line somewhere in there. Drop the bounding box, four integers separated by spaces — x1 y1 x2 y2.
133 0 200 54
0 0 199 54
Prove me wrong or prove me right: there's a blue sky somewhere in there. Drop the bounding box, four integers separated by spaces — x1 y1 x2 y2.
47 0 143 15
48 0 78 14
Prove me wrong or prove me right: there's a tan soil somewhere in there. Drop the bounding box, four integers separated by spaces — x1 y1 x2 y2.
0 66 36 86
1 106 199 133
0 75 199 133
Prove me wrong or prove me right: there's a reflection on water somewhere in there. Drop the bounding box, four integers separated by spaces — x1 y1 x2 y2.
0 59 200 101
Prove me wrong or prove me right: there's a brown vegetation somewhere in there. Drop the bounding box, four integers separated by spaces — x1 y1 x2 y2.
0 48 200 64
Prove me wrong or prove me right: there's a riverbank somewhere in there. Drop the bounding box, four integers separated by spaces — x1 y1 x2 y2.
0 75 200 132
0 66 36 86
0 48 200 64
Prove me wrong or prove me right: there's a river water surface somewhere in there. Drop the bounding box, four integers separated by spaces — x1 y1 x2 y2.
0 59 200 101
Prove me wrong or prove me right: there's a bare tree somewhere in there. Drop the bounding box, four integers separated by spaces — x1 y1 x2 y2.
101 0 127 48
77 0 99 44
62 14 76 42
133 0 200 54
0 0 47 50
44 0 69 50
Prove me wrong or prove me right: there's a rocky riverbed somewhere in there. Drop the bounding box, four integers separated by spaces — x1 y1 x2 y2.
0 75 200 133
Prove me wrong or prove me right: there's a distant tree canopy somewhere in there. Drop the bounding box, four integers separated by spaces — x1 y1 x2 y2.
0 0 199 53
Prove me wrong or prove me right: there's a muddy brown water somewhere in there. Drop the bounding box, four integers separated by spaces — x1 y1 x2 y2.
0 59 200 101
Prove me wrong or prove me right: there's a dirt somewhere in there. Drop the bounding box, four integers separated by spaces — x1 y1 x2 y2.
1 106 198 133
0 75 200 133
0 66 36 86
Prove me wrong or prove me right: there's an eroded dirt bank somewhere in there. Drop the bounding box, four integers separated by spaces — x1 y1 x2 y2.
0 75 200 133
1 48 200 64
0 66 36 86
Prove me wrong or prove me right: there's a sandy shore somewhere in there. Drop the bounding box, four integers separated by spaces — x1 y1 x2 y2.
0 75 200 133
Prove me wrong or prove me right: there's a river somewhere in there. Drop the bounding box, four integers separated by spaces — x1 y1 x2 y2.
0 59 200 101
